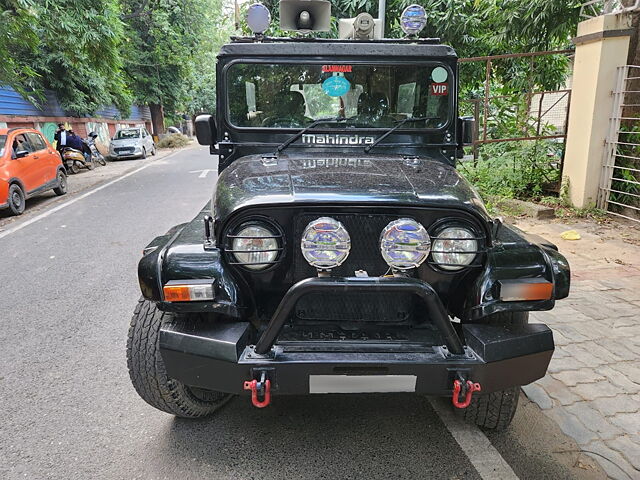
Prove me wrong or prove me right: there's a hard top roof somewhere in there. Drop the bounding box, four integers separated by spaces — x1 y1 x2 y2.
219 37 457 59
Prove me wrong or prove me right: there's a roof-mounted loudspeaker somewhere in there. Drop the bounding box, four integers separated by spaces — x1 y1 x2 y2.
279 0 331 32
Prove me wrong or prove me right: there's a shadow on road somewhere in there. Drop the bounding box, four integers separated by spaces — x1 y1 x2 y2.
164 394 481 479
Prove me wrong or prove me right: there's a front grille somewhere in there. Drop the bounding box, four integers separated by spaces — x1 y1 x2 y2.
114 147 134 154
293 213 413 323
293 213 397 280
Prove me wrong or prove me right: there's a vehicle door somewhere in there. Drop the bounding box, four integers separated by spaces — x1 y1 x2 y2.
10 132 40 192
26 132 57 185
141 128 151 151
145 129 154 150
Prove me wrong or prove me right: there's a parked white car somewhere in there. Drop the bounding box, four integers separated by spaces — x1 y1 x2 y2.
109 127 156 159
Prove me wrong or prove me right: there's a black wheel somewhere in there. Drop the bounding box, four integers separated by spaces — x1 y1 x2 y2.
69 162 80 174
8 183 25 215
86 158 95 170
141 147 147 159
53 170 67 196
97 154 107 166
462 311 528 430
151 145 156 156
126 298 232 418
463 386 520 431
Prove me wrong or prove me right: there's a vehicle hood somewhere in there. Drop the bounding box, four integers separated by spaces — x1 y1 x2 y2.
214 153 489 223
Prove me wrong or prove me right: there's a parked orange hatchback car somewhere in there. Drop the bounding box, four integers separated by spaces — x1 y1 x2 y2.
0 127 67 215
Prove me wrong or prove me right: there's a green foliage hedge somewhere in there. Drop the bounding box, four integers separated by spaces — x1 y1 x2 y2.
460 140 562 200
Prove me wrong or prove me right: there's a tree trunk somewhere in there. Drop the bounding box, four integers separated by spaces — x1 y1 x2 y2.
149 103 165 136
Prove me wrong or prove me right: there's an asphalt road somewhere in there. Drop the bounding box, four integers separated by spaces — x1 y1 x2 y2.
0 146 605 479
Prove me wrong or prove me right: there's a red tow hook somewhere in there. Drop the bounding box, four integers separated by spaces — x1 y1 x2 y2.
243 378 272 408
452 379 481 409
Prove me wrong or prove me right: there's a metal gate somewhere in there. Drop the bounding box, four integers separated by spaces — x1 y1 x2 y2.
598 65 640 222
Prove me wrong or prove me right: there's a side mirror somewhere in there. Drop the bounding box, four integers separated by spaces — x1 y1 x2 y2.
458 116 475 146
15 150 29 158
195 114 217 146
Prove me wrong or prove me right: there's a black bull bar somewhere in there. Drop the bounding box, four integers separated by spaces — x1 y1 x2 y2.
254 276 465 355
159 276 555 396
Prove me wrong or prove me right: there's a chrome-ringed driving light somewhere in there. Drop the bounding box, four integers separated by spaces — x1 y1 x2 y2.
230 223 280 270
431 227 478 271
301 217 350 270
400 4 427 36
380 218 431 271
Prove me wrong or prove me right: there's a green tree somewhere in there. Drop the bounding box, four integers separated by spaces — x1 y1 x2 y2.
0 0 131 116
122 0 223 133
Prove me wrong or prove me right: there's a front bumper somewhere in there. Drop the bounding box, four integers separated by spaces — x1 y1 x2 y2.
159 277 554 396
111 152 144 159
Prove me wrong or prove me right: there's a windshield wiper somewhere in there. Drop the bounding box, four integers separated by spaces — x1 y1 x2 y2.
364 116 436 153
273 117 347 155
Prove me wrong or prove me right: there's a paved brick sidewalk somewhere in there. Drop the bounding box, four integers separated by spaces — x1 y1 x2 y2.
518 218 640 480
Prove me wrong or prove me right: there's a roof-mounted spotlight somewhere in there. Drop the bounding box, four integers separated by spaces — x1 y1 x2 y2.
400 4 427 37
246 3 271 35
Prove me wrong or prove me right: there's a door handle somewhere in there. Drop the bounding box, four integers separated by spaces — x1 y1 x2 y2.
33 155 40 159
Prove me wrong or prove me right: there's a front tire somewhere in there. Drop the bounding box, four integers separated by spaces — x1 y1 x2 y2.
141 147 147 159
126 298 232 418
463 387 520 431
53 171 67 196
8 183 25 215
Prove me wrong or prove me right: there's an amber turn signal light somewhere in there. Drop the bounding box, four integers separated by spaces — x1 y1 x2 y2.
163 281 214 302
498 280 553 302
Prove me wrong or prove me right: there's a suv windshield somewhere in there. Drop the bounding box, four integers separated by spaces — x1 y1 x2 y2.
228 63 451 130
116 129 140 139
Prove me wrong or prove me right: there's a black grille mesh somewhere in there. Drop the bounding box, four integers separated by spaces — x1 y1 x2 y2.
293 213 414 323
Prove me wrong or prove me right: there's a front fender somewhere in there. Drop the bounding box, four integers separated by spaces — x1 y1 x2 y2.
464 224 570 320
137 207 247 317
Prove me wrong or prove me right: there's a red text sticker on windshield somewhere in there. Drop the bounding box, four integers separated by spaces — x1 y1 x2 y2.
430 83 449 96
322 65 353 73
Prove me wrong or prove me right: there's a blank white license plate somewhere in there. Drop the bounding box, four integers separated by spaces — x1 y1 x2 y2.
309 375 417 393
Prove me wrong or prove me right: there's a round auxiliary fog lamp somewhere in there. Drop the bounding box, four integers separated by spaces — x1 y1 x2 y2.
301 217 351 270
246 3 271 35
400 4 427 37
380 218 431 271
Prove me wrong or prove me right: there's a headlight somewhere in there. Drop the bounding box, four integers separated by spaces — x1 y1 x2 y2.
231 224 279 270
380 218 430 270
431 227 478 270
301 217 350 269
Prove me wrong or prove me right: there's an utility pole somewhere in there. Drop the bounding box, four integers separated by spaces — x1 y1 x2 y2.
378 0 386 37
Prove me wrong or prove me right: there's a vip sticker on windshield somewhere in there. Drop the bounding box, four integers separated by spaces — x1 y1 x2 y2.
322 76 351 97
430 83 449 96
322 65 353 73
431 67 448 83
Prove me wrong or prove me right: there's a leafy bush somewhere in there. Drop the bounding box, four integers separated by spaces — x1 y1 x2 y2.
157 133 190 149
459 140 561 200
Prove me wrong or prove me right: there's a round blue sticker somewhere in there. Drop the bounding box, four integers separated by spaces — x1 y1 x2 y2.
322 76 351 97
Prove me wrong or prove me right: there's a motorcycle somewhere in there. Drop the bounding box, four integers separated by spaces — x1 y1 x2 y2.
62 147 94 174
85 132 107 166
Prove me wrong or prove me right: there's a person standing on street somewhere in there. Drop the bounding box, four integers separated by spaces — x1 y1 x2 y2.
53 123 67 159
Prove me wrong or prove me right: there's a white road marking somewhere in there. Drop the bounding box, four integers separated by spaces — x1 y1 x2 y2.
189 169 215 178
429 397 519 479
0 151 181 240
